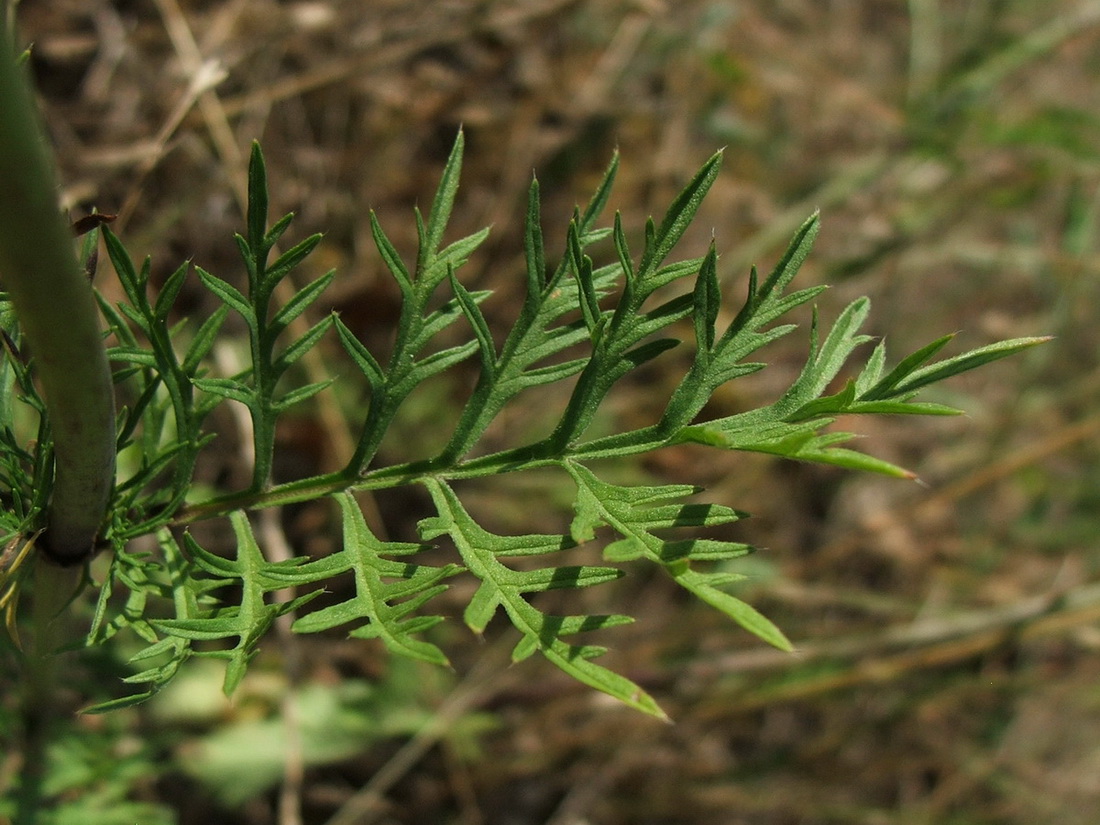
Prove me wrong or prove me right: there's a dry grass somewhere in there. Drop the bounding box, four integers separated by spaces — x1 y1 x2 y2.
10 1 1100 823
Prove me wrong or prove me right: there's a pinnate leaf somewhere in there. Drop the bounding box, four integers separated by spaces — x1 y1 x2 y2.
287 493 461 666
419 478 665 718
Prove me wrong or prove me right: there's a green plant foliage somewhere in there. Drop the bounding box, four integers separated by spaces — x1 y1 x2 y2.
171 665 446 807
286 492 463 666
2 131 1045 718
0 714 175 825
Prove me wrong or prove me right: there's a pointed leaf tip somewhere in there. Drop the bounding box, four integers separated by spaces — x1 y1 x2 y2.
246 141 269 249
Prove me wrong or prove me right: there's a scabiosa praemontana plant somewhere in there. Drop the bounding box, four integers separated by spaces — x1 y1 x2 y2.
0 125 1045 718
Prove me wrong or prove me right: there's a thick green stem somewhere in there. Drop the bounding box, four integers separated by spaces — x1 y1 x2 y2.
0 21 115 563
15 562 83 823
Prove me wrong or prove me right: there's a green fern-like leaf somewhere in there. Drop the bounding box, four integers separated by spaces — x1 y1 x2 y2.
84 531 205 711
151 513 319 695
418 478 660 717
282 492 462 666
71 130 1047 719
565 462 791 652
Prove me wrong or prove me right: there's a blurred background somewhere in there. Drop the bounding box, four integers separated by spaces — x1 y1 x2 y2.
6 0 1100 823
